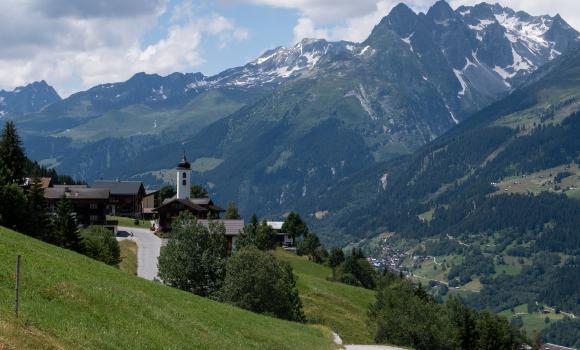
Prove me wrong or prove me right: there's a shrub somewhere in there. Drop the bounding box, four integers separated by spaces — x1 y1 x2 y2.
221 247 305 322
158 212 227 298
81 227 121 266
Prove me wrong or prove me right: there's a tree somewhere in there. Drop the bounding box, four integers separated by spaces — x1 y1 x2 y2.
0 121 26 182
0 184 28 232
158 212 226 298
52 195 84 252
297 232 321 257
475 311 523 350
26 176 51 240
236 220 277 251
221 246 305 322
159 185 176 201
81 227 121 266
190 184 208 198
282 212 308 240
328 247 345 271
338 254 378 289
369 281 455 350
445 296 478 349
225 202 241 219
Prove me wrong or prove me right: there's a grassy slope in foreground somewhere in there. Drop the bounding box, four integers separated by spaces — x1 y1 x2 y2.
0 227 335 350
274 250 375 344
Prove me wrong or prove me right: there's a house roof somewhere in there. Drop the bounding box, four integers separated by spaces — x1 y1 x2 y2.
155 197 208 212
92 180 144 195
23 177 52 189
45 187 110 200
161 196 225 212
198 219 245 236
53 184 88 189
267 221 284 230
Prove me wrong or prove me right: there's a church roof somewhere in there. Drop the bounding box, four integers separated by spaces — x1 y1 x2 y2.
177 152 191 170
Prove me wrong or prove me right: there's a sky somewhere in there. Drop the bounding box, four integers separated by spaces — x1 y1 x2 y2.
0 0 578 97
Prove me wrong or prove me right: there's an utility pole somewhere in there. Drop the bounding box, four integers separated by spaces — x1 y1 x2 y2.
15 255 21 318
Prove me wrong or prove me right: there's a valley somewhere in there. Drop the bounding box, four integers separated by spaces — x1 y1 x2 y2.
1 0 580 348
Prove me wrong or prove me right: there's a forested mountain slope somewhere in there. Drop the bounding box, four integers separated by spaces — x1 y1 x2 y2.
304 48 580 345
12 2 578 220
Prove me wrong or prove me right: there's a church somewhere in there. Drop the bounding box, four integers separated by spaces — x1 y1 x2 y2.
154 153 244 254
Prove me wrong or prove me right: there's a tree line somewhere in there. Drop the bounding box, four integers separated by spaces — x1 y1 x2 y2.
0 121 120 266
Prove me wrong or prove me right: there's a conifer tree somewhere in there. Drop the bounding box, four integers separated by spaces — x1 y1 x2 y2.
52 195 84 252
225 202 241 219
0 121 26 183
26 176 51 240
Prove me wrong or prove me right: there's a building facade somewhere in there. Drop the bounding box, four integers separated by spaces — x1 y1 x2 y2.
44 186 110 226
92 180 146 217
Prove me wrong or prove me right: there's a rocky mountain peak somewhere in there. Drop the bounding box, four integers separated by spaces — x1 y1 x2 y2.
0 80 61 116
427 0 456 23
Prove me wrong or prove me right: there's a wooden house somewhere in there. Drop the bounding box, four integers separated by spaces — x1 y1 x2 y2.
44 186 110 226
92 180 146 217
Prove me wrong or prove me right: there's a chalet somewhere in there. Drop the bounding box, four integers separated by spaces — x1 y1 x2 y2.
142 189 160 220
93 180 146 217
44 186 110 226
266 221 294 246
154 153 244 254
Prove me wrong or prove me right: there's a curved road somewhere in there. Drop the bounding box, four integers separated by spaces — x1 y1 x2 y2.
117 227 162 281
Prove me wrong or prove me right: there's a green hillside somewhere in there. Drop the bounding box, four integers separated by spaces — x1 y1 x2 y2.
274 250 375 344
0 227 335 350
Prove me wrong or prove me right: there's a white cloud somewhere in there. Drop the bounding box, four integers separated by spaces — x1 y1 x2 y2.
226 0 580 43
0 0 249 97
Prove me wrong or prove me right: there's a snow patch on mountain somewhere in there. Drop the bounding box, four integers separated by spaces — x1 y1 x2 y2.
401 33 414 52
347 84 377 121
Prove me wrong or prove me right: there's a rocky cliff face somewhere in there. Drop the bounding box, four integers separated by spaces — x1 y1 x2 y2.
0 81 60 117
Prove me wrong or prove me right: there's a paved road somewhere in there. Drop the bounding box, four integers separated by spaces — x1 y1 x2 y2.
117 227 162 281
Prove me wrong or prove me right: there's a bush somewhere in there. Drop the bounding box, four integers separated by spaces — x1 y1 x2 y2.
337 255 378 289
221 247 305 322
297 232 322 257
236 220 277 251
81 227 121 266
158 212 227 298
370 282 526 350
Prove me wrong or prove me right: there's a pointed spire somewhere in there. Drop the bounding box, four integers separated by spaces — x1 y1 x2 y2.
177 150 191 170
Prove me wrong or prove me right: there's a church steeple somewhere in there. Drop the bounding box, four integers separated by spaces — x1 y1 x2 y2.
177 150 191 170
176 151 191 199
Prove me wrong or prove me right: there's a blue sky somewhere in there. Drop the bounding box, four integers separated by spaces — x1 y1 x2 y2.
0 0 578 97
141 1 299 76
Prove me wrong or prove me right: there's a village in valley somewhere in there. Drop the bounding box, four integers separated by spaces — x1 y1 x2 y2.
28 151 296 279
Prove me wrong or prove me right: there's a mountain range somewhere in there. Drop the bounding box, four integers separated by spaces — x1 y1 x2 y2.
4 0 579 224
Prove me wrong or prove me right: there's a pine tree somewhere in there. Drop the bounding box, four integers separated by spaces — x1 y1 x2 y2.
52 195 84 252
190 184 208 198
0 121 26 183
225 202 241 219
281 212 308 240
26 176 51 240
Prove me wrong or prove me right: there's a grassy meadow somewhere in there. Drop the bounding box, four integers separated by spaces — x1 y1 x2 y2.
118 240 138 275
0 227 336 350
274 250 376 344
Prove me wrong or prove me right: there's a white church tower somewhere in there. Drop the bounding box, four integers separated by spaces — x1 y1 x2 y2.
176 151 191 200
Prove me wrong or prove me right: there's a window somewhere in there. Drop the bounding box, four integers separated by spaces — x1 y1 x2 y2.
90 203 98 210
182 180 186 186
182 172 187 179
90 215 98 222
